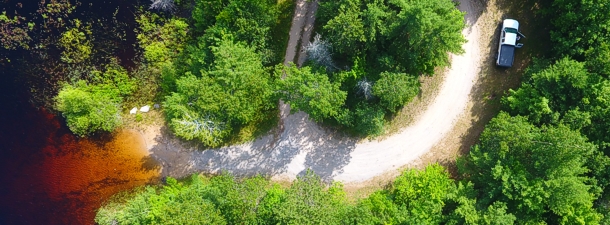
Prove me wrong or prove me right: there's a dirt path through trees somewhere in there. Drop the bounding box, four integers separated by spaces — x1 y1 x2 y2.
145 0 485 184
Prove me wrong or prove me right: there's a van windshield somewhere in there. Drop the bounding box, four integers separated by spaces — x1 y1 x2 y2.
505 28 518 33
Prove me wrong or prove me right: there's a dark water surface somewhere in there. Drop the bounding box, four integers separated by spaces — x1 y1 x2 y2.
0 73 159 225
0 0 159 224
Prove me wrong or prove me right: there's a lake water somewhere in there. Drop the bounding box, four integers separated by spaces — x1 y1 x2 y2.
0 74 160 224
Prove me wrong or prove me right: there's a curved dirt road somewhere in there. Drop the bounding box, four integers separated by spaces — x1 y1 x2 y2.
147 0 484 183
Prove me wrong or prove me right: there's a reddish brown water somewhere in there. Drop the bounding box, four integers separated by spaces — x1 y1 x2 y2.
0 1 153 224
0 105 160 224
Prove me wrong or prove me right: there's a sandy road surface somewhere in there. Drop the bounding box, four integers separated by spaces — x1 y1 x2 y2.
146 0 484 183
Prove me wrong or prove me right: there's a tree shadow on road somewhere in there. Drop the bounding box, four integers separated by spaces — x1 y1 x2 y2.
148 112 357 182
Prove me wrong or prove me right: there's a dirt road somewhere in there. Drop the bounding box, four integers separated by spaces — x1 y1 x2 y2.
146 0 485 183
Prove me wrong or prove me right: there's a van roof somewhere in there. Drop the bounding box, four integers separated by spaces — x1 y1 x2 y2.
503 19 519 30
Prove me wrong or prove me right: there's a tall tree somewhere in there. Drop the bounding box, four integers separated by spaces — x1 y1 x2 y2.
461 112 602 224
272 170 349 225
277 64 347 122
322 0 366 57
385 0 466 75
549 0 610 58
373 72 420 113
164 37 274 146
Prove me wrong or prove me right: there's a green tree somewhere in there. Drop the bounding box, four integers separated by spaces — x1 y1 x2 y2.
192 0 280 63
58 19 92 64
548 0 610 58
54 64 134 136
461 112 602 224
444 182 517 225
502 57 610 155
192 0 229 32
320 0 466 75
190 174 269 224
277 64 347 122
313 0 466 135
136 12 189 67
352 103 385 136
322 0 366 57
160 184 227 225
502 58 590 125
385 0 466 75
272 170 349 225
349 164 471 224
95 177 227 225
0 11 32 51
585 42 610 76
392 164 453 224
373 72 420 113
55 82 121 136
164 37 274 146
348 191 400 224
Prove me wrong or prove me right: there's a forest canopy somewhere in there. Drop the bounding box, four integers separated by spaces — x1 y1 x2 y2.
283 0 467 136
96 165 519 225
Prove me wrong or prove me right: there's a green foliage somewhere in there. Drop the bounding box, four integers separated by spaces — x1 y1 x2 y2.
501 58 610 145
98 165 536 225
348 164 511 224
461 112 603 224
322 0 366 57
0 11 32 50
54 64 135 136
391 164 453 224
202 174 270 224
163 37 274 147
96 171 350 225
95 177 227 225
547 0 610 58
155 0 288 145
320 0 466 75
58 19 93 64
192 0 281 64
297 0 467 136
373 72 420 112
349 191 400 224
385 0 466 75
585 42 610 76
353 103 385 136
502 58 589 124
501 58 610 195
136 12 189 67
272 170 349 225
55 82 121 136
191 0 229 32
277 64 347 122
444 182 518 225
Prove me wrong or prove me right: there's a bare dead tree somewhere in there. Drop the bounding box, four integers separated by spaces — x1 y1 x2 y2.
304 34 338 71
150 0 176 13
176 112 226 139
356 78 374 100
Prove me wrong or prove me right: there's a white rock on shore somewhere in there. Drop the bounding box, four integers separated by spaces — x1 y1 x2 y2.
140 105 150 113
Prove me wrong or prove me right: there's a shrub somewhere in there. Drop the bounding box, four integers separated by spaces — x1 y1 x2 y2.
54 64 135 136
55 81 121 136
